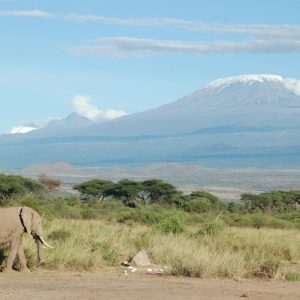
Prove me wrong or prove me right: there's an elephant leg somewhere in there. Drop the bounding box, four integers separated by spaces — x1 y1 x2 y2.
4 238 20 272
17 243 30 272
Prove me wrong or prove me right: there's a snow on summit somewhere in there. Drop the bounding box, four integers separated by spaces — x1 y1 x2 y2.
206 74 300 96
208 74 283 89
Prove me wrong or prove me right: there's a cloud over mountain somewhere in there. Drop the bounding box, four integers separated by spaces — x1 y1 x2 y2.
71 95 127 122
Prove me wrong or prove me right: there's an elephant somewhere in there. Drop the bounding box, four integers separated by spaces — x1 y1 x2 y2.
0 206 53 272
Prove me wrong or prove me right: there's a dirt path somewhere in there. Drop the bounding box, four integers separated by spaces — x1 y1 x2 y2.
0 269 299 300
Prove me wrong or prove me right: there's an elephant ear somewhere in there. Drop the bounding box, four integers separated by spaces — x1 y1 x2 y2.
21 207 33 233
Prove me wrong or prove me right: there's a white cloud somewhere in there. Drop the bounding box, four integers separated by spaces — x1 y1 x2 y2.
64 15 300 38
283 78 300 96
69 37 300 57
71 95 127 121
65 16 300 58
11 126 37 134
9 118 54 134
0 10 53 17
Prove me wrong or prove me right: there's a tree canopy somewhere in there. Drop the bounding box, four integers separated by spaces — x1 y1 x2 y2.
73 178 180 206
241 191 300 212
0 174 45 199
74 179 115 202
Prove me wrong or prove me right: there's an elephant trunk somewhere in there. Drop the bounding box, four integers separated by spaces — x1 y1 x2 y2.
35 239 43 264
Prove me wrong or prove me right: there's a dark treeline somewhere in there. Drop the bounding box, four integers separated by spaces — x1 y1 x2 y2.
0 174 300 229
74 178 300 213
73 178 224 211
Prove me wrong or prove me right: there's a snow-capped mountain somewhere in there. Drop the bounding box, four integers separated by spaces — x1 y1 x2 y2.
187 74 300 106
78 74 300 137
1 74 300 169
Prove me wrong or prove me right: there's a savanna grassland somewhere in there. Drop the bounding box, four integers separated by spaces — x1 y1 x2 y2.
21 219 300 281
1 174 300 282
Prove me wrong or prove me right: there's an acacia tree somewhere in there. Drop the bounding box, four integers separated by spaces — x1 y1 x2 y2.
141 179 178 204
105 179 141 207
190 191 224 211
74 179 115 203
0 174 45 199
240 191 300 212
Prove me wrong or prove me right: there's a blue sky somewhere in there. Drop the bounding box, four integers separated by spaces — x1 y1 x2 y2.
1 0 300 133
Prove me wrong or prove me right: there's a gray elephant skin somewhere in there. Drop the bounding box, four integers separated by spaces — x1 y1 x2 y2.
0 206 53 272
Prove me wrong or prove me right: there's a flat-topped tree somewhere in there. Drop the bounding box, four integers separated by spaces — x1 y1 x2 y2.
105 179 142 207
142 179 178 204
74 179 115 203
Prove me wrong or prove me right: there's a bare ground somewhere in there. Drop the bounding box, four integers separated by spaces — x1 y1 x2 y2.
0 269 300 300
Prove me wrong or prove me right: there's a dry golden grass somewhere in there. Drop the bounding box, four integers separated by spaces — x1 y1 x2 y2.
22 219 300 279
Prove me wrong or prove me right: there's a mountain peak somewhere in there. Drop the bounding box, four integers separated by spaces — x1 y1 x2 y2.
42 112 93 131
207 74 283 90
65 112 91 122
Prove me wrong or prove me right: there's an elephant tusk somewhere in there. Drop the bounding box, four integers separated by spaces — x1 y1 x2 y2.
40 236 54 249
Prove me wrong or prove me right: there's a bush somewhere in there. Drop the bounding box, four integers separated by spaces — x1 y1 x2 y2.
80 208 99 220
136 209 161 225
114 209 135 224
231 215 253 227
195 220 225 237
253 255 282 278
156 214 186 234
285 272 300 281
185 198 211 213
250 214 270 229
19 197 41 212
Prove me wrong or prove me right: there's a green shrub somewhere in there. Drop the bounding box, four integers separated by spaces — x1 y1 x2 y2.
285 272 300 281
137 209 161 225
156 214 186 234
250 214 269 229
185 198 211 213
253 255 282 278
114 209 135 224
195 220 225 237
64 196 80 206
80 207 99 219
19 197 41 212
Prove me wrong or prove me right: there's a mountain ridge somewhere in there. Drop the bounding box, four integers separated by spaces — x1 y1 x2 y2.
1 74 300 169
